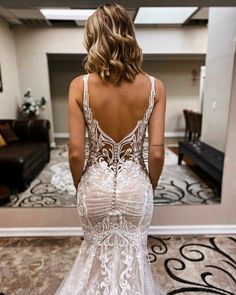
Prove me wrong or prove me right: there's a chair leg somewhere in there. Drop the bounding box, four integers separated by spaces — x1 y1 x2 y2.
188 131 192 141
178 153 184 165
184 130 187 139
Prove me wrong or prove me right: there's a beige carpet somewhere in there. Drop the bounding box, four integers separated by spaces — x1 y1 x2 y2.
0 235 235 294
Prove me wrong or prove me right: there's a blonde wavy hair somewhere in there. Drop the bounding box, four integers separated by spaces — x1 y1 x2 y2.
83 3 145 85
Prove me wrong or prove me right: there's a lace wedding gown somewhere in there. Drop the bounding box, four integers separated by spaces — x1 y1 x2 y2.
55 73 166 295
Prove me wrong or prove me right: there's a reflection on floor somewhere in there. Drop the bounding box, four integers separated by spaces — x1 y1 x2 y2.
1 138 220 208
0 235 235 294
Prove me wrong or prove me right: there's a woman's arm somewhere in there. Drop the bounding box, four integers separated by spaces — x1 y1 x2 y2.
148 78 166 191
68 75 86 192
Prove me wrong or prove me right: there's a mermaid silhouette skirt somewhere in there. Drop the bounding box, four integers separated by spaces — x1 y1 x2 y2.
55 73 166 294
55 161 166 295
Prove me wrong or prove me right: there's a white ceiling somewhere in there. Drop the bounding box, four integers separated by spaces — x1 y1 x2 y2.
134 7 199 25
2 0 234 28
0 6 209 28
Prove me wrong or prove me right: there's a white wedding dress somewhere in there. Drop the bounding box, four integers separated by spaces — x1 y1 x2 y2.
55 73 166 294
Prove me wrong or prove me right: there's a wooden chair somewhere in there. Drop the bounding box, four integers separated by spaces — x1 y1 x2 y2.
183 109 191 140
183 110 202 141
193 112 202 141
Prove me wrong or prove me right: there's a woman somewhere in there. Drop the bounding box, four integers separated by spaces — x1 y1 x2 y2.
55 3 166 294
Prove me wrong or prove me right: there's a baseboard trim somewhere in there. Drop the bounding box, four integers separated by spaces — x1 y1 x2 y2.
165 131 185 137
148 224 236 235
54 132 69 138
0 224 235 237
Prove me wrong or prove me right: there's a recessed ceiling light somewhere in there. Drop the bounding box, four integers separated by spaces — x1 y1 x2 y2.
134 7 199 25
40 8 95 21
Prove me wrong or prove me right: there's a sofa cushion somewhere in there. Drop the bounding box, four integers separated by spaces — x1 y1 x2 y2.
0 134 7 148
0 123 19 143
0 141 48 170
0 119 50 190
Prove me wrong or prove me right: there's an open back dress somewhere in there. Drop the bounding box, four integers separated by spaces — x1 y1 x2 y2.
55 73 166 295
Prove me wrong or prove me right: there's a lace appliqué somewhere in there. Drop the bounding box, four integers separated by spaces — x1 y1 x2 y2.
75 74 156 295
55 74 165 295
55 74 167 295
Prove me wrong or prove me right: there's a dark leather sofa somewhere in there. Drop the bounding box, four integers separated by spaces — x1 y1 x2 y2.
0 119 51 191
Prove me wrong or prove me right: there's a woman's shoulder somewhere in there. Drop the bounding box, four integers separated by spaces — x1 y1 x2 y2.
69 74 87 107
69 74 90 96
153 77 166 104
140 72 165 90
138 72 163 84
141 73 165 104
70 74 87 86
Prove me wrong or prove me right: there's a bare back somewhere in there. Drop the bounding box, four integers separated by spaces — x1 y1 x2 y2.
84 73 155 143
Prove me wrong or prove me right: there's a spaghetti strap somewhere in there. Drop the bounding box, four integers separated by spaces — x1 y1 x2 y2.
142 75 155 124
82 74 89 110
148 75 156 108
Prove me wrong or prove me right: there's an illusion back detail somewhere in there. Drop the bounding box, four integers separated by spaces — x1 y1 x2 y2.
83 73 155 180
55 74 166 295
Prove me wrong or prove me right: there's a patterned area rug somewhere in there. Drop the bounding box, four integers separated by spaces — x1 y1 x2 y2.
0 235 235 294
2 141 220 207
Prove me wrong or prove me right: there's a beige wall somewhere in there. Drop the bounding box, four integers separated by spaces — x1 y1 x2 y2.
0 18 20 118
137 26 207 54
143 59 204 134
50 57 204 134
201 8 236 152
49 57 86 134
12 25 207 144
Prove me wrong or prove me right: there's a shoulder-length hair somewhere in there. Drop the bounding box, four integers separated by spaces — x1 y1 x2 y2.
83 3 145 85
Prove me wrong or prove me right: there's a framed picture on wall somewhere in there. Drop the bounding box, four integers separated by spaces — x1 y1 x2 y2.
0 64 3 92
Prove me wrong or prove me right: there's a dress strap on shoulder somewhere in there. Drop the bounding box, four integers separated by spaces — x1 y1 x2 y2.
141 74 156 124
82 73 89 109
148 75 156 109
150 75 156 98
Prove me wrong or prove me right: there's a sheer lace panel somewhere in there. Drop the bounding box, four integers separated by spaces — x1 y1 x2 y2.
82 73 156 174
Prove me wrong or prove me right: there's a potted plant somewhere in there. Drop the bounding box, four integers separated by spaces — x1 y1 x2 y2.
19 89 47 119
